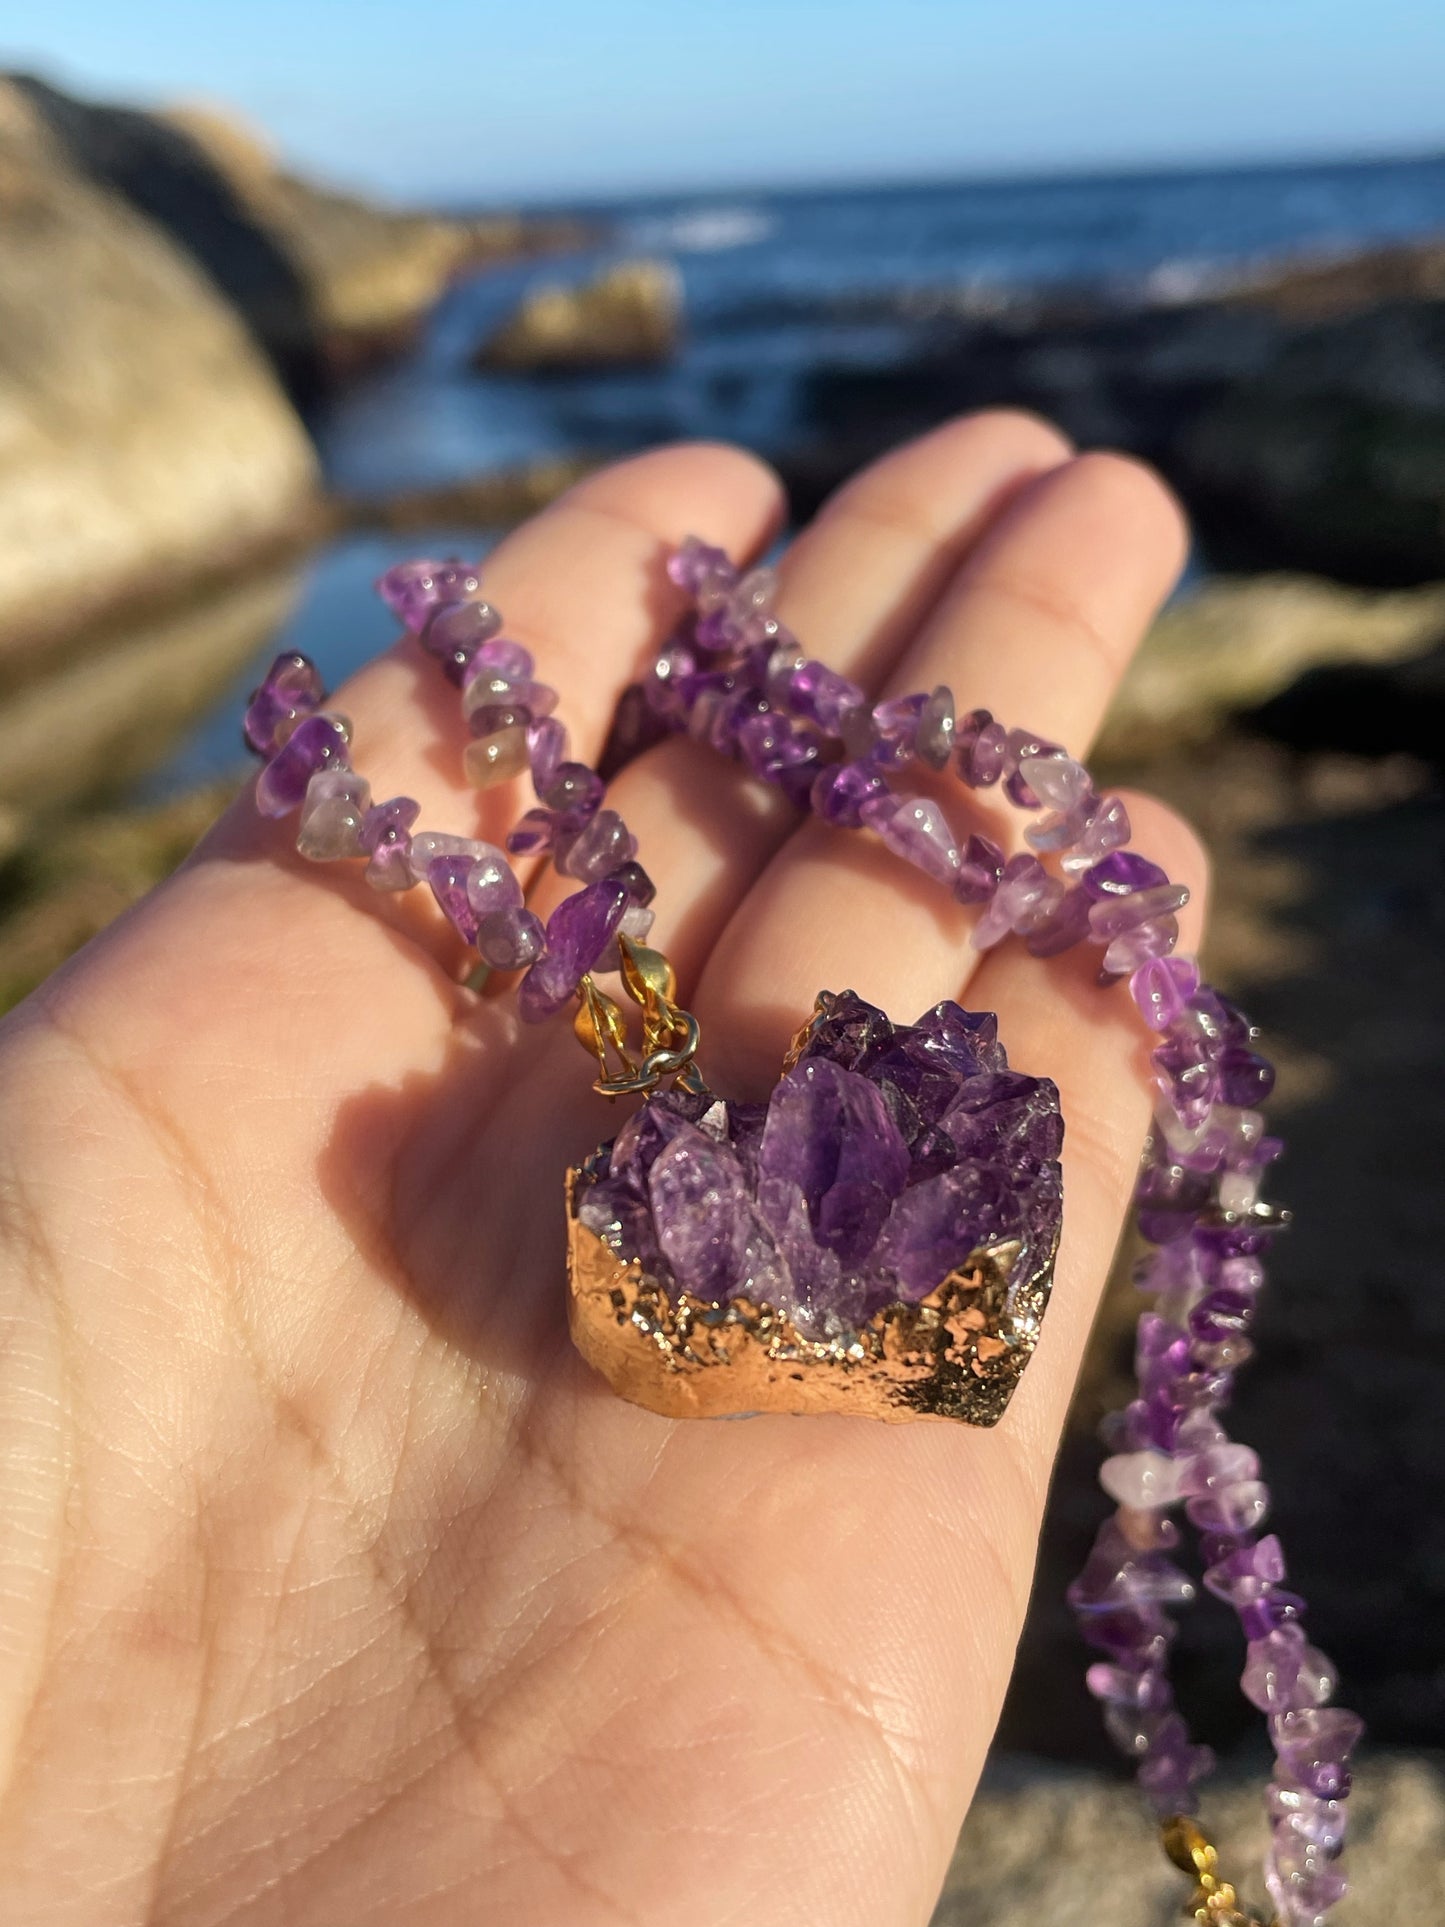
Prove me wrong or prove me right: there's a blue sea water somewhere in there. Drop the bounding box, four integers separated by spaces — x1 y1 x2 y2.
155 155 1445 793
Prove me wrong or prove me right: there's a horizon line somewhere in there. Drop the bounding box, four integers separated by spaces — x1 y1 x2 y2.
436 141 1445 215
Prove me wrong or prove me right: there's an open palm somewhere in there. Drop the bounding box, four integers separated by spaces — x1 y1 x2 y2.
0 415 1202 1926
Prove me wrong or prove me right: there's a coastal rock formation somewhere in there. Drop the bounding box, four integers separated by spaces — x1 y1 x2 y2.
1095 574 1445 760
784 241 1445 584
6 74 580 400
0 80 318 668
477 258 682 371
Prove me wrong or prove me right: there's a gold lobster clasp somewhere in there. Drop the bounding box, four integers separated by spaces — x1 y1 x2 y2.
573 936 705 1099
1161 1818 1277 1927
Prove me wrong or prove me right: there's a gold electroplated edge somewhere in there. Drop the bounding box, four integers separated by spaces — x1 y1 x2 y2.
565 1159 1058 1426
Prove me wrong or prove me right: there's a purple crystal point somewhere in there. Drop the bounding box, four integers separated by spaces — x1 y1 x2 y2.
572 990 1062 1330
757 1058 910 1267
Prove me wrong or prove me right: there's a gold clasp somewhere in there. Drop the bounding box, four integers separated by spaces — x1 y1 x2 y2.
573 935 705 1099
1161 1819 1276 1927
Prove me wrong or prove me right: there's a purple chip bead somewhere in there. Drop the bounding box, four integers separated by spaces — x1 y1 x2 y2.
254 713 350 817
1220 1046 1277 1107
1272 1708 1364 1801
1061 794 1132 873
528 716 568 794
543 762 606 821
954 833 1007 905
1103 915 1181 977
1131 955 1201 1031
1089 883 1192 942
476 906 546 972
667 535 735 596
789 659 867 733
609 859 656 906
507 807 557 856
517 879 630 1022
1002 728 1061 807
359 795 421 891
1083 850 1171 899
562 809 637 882
954 707 1004 788
243 652 324 757
464 847 524 917
420 599 502 672
1242 1627 1338 1714
1026 884 1093 957
428 854 484 944
377 558 484 634
811 761 889 828
859 792 961 884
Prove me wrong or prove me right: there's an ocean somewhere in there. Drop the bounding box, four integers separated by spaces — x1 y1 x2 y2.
155 153 1445 792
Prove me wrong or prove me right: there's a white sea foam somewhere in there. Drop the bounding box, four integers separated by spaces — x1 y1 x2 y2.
625 205 775 254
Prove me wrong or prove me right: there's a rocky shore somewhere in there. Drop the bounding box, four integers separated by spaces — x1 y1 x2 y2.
0 72 587 676
1 92 1442 1916
781 242 1445 585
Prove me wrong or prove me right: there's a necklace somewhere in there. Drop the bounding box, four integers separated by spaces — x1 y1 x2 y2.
243 537 1358 1927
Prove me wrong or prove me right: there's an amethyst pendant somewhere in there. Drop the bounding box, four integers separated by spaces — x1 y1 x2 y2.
567 990 1063 1424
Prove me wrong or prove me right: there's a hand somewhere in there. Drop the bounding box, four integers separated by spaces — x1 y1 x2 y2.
0 415 1201 1927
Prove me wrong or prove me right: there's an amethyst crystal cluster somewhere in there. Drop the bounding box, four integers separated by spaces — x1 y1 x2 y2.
575 990 1063 1334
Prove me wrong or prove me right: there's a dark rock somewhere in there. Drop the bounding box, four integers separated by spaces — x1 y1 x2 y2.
783 248 1445 584
477 259 683 372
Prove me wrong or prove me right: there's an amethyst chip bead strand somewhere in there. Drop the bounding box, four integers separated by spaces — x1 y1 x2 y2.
658 537 1359 1926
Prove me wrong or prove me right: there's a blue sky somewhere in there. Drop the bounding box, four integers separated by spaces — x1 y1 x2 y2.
6 0 1444 202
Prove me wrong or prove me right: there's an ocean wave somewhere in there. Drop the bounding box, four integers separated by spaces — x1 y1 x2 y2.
624 205 776 254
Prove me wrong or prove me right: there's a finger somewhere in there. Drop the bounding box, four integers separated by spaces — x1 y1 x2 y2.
882 450 1188 750
226 443 786 861
29 449 784 1136
526 413 1074 991
696 454 1189 1088
153 444 783 999
774 410 1074 686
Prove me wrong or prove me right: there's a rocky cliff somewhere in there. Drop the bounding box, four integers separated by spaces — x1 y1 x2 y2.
0 80 319 671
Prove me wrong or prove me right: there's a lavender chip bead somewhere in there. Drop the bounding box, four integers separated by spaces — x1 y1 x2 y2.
860 792 961 883
810 761 889 829
297 768 372 861
517 879 630 1022
528 715 568 794
377 558 483 633
244 652 324 756
476 906 545 972
420 598 503 684
255 714 350 817
1083 850 1171 899
463 847 524 917
359 796 420 891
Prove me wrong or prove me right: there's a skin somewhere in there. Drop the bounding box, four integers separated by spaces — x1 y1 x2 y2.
0 414 1205 1926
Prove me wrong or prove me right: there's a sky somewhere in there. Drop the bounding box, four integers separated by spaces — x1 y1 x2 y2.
5 0 1444 203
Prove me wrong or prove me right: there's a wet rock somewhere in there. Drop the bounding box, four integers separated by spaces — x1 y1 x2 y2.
477 258 683 371
1096 574 1445 761
0 80 318 667
785 241 1445 584
7 75 591 400
0 555 304 815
